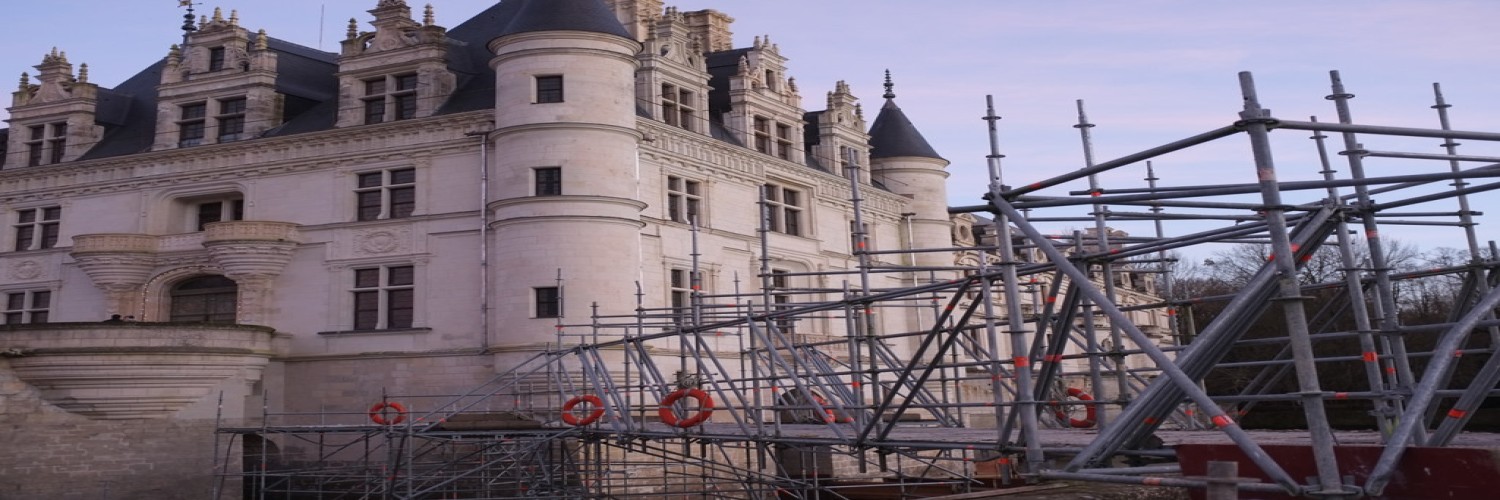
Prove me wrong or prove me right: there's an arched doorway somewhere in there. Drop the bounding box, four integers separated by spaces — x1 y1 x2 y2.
169 275 237 323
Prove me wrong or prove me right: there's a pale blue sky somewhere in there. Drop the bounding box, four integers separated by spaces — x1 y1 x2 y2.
5 1 1499 254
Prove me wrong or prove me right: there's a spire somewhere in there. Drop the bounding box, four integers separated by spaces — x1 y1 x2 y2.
868 70 943 161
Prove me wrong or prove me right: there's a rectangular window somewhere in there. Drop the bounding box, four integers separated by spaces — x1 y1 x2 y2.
352 265 414 330
208 47 226 72
535 286 561 318
534 167 562 196
25 125 44 167
395 74 418 120
666 176 702 224
850 220 870 253
363 78 388 124
355 168 416 221
535 75 564 103
661 84 695 131
47 123 67 164
13 207 61 251
179 102 207 147
763 183 803 237
196 198 245 231
669 269 691 326
753 116 771 154
776 124 793 160
2 290 50 325
770 269 794 334
217 97 247 142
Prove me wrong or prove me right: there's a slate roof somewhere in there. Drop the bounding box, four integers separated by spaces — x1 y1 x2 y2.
3 0 940 176
868 97 943 161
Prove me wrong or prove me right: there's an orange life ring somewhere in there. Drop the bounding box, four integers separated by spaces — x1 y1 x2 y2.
369 401 407 426
561 394 606 426
1048 387 1096 428
659 388 714 427
811 393 840 423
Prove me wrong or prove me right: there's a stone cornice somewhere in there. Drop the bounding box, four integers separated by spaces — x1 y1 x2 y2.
0 111 493 204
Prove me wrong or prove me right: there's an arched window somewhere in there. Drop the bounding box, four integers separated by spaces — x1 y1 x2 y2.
169 275 238 323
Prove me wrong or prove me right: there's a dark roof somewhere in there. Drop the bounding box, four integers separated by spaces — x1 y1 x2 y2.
491 0 633 39
868 98 943 161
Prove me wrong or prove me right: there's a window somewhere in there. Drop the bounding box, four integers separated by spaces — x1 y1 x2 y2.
661 83 695 130
763 183 803 236
534 167 562 196
355 168 416 221
669 269 691 326
839 145 861 180
3 290 50 325
217 97 247 142
776 124 793 160
196 198 245 231
13 207 61 251
535 286 561 318
208 47 226 72
169 275 238 323
352 265 414 330
770 269 794 334
535 75 564 103
362 74 419 124
850 220 870 254
666 176 701 224
753 116 771 154
25 125 44 167
394 74 418 120
179 102 207 147
24 122 67 166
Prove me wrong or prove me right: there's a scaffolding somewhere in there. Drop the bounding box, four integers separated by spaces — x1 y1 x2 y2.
215 71 1500 498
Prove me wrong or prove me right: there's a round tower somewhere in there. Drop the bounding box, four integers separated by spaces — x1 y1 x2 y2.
486 0 644 351
868 73 952 271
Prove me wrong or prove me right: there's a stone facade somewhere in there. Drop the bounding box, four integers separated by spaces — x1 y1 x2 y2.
0 1 1164 497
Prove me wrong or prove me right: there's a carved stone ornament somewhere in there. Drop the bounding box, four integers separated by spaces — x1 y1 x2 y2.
8 260 43 281
355 227 409 255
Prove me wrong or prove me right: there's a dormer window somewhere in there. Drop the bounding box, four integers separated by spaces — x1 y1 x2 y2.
179 103 207 147
754 117 771 155
208 47 227 72
362 74 419 124
25 126 44 167
24 123 67 166
661 84 695 131
217 98 247 142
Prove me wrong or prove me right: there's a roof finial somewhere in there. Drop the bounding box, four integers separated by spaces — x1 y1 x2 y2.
882 69 895 99
78 63 89 83
346 18 359 40
229 9 239 27
18 72 29 90
423 4 434 26
256 29 268 50
179 0 198 37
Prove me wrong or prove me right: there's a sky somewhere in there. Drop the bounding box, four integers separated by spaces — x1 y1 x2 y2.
5 0 1500 259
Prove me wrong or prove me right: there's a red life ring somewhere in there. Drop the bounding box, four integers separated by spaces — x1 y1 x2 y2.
811 393 840 423
561 394 606 426
369 401 407 426
659 388 714 427
1049 387 1096 428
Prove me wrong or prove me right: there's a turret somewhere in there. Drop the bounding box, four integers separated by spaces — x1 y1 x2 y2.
868 71 950 270
485 0 644 350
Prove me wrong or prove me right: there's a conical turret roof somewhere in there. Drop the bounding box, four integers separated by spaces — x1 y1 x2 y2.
868 72 944 161
493 0 633 39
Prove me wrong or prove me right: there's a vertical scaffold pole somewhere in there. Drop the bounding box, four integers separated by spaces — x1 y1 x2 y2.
982 95 1045 471
1238 71 1350 497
